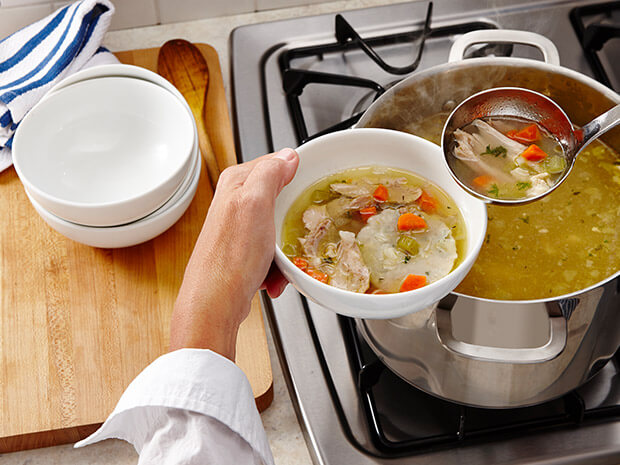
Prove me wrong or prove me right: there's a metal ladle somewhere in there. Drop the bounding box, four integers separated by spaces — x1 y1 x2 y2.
441 87 620 205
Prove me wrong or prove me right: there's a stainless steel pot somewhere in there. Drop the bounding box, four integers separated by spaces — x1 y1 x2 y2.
356 30 620 408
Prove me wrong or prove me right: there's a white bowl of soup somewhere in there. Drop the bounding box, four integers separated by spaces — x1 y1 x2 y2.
274 128 487 319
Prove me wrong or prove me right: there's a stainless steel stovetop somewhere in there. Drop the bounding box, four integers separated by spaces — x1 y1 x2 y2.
230 1 620 464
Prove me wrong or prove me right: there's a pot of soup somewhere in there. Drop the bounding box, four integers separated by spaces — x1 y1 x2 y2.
355 30 620 408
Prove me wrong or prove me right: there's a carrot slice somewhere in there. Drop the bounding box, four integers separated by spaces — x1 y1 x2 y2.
399 274 427 292
293 257 308 272
520 144 548 162
417 190 438 213
359 206 377 223
507 124 540 143
397 213 427 231
373 184 389 201
307 268 329 284
472 175 494 188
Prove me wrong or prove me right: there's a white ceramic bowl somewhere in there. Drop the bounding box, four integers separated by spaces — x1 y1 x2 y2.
274 128 487 319
13 76 195 226
25 140 201 248
41 64 183 104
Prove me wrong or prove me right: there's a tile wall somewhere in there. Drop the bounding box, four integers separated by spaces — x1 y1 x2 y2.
0 0 332 39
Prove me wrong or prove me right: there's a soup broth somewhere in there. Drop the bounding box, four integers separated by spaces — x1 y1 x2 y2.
281 166 467 294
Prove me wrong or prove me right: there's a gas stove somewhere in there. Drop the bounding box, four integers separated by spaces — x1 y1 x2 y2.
230 1 620 464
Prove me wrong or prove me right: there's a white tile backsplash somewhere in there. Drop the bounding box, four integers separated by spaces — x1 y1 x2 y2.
1 0 50 7
107 0 158 30
0 0 336 39
50 0 158 30
0 3 52 39
156 0 254 24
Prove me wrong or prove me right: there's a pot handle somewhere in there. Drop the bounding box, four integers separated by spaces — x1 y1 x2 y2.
448 29 561 66
435 298 567 364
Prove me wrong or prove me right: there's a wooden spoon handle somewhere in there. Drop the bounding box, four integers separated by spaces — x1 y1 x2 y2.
195 114 220 187
157 39 220 187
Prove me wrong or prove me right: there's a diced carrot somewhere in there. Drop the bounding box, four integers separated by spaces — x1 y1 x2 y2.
307 268 329 284
359 206 377 223
293 257 308 272
373 184 389 201
506 124 540 144
397 213 427 231
417 190 438 213
399 274 427 292
472 175 494 188
520 144 548 162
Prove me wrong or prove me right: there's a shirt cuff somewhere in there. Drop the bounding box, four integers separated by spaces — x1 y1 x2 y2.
75 348 273 465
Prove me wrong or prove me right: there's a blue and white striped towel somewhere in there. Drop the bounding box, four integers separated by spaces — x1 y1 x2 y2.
0 0 118 172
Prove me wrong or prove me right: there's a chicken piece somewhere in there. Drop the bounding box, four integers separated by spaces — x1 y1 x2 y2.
527 173 553 196
510 167 532 182
453 119 528 185
330 181 374 198
328 231 370 293
385 177 422 203
326 195 374 219
299 205 332 259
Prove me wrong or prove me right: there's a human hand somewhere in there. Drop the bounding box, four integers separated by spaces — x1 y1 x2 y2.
170 148 299 358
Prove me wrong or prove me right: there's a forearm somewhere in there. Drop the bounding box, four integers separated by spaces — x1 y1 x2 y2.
170 290 249 360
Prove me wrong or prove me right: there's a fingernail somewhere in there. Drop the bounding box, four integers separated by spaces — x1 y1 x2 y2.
274 148 296 162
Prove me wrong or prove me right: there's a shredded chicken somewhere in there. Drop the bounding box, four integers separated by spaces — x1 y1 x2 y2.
527 173 553 196
328 231 370 293
330 182 373 198
326 195 374 219
453 119 527 185
299 205 332 259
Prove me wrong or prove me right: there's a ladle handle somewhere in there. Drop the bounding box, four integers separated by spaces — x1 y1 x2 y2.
576 103 620 150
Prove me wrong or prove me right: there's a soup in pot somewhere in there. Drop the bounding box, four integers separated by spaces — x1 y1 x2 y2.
405 115 619 300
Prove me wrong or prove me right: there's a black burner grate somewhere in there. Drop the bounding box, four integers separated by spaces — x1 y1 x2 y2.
570 1 620 91
278 3 506 145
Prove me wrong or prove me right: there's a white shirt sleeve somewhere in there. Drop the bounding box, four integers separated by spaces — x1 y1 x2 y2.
75 348 274 465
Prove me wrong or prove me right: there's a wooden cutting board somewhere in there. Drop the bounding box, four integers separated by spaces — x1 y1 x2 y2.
0 43 273 453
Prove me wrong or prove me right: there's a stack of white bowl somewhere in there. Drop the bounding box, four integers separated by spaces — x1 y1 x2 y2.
12 64 201 248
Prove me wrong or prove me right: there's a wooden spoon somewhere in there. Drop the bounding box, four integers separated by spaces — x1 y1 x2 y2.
158 39 220 187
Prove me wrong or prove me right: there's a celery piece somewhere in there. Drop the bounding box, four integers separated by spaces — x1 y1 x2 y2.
543 155 567 174
311 189 333 204
397 236 419 256
282 243 299 257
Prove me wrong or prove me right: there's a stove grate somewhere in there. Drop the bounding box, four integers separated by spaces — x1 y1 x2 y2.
278 3 503 145
570 1 620 91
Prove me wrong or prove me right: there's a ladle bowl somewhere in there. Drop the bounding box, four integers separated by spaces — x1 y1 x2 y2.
441 87 620 205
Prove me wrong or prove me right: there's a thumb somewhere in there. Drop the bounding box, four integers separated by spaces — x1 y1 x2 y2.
244 148 299 200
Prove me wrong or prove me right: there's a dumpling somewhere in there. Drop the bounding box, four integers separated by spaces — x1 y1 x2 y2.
356 209 457 292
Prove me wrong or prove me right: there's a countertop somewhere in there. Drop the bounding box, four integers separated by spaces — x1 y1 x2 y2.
1 1 408 464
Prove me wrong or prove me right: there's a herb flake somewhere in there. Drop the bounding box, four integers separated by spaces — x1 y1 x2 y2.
517 181 531 190
481 145 507 158
488 183 500 197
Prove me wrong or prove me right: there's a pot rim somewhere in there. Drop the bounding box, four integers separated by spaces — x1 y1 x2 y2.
357 56 620 305
357 56 620 130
